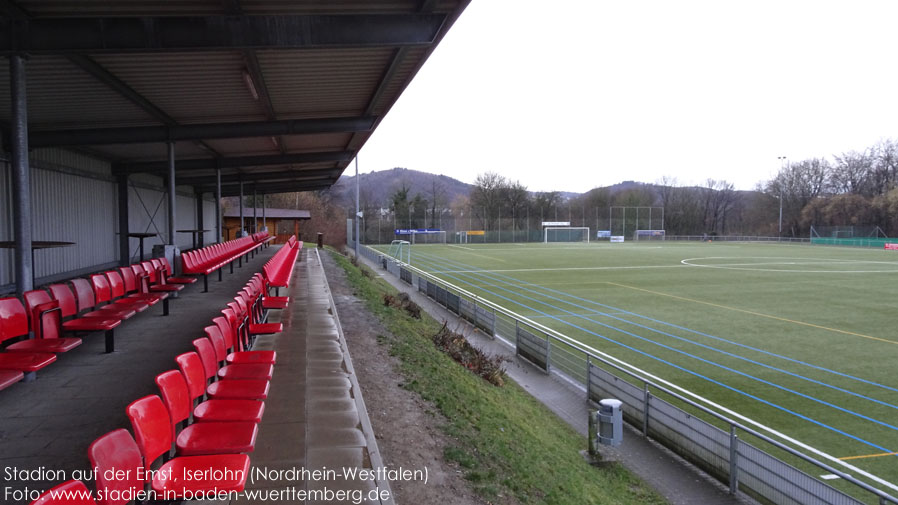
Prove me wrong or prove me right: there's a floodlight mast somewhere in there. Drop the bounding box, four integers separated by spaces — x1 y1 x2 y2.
777 156 787 236
354 156 360 258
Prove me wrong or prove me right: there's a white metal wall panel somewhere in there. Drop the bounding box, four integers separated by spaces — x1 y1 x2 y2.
176 191 197 249
127 184 168 262
203 199 217 243
30 166 117 282
30 148 112 178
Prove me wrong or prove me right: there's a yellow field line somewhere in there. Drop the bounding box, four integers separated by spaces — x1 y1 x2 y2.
839 452 898 461
605 282 898 346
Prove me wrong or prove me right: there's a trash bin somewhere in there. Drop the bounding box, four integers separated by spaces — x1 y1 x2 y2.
316 232 323 248
598 399 622 447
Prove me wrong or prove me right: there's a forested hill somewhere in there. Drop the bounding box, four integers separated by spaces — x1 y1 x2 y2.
331 167 474 206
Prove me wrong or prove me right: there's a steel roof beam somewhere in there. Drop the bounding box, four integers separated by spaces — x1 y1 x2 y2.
30 116 375 147
114 151 351 174
217 181 333 197
178 167 340 186
1 14 445 54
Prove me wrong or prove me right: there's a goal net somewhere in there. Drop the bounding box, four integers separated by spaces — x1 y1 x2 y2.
634 230 666 241
386 240 410 263
394 229 447 244
544 227 590 243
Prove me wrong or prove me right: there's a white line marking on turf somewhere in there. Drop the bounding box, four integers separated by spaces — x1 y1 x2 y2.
681 256 898 273
434 264 688 274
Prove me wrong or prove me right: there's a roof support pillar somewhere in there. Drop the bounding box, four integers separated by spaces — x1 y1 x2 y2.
239 181 244 237
215 167 222 243
167 141 176 245
118 175 130 266
196 192 204 248
10 54 32 296
253 187 258 233
262 195 266 231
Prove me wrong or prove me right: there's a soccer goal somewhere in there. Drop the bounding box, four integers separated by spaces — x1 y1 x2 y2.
386 240 410 263
634 230 666 241
544 227 590 243
395 229 446 244
456 231 468 244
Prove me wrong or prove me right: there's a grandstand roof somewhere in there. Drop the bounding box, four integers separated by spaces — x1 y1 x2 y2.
0 0 470 196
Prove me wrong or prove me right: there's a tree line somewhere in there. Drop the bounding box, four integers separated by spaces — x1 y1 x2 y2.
365 138 897 239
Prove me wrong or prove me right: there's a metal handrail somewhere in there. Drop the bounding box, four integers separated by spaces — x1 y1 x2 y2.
362 243 898 504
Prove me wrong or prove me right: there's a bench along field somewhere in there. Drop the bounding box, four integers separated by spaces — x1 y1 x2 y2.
377 240 898 497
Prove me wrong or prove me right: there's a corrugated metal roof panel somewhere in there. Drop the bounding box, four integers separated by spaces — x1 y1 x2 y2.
15 0 224 17
16 0 461 17
0 56 160 130
201 136 280 157
259 48 394 117
86 141 208 163
94 52 268 124
282 133 354 151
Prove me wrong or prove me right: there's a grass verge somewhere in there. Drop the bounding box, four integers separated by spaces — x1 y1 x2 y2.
331 250 666 505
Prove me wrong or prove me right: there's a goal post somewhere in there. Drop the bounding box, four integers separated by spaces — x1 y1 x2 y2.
634 229 666 241
394 228 446 244
544 227 590 243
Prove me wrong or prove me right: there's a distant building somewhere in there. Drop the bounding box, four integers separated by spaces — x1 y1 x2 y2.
223 208 310 243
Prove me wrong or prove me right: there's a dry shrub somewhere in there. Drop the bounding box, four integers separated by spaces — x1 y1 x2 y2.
383 292 421 319
431 322 507 386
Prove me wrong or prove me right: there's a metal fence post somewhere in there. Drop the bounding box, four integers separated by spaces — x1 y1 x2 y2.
729 424 739 495
586 355 592 402
545 332 551 372
643 383 650 437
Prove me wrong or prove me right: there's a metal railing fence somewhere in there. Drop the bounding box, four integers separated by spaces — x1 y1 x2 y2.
355 242 898 505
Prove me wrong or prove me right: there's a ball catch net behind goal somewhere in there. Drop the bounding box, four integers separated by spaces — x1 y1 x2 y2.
634 230 666 241
544 227 590 243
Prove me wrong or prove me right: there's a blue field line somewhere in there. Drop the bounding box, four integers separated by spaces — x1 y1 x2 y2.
407 252 898 454
412 252 898 414
413 252 898 433
415 251 898 396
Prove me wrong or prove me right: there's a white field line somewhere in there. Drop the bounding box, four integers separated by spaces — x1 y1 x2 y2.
434 264 687 274
681 257 898 273
375 245 898 495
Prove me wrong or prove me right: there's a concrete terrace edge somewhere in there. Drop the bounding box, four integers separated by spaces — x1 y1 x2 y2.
314 248 396 505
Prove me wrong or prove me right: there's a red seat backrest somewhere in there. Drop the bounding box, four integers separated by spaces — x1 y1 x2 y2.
212 315 237 352
125 395 173 472
192 338 219 381
70 279 97 311
104 271 128 300
161 257 175 276
48 283 80 318
118 267 139 294
203 325 228 362
220 308 245 351
23 290 63 340
90 274 114 304
30 480 98 505
140 261 158 283
155 371 191 437
0 297 29 344
175 352 207 403
87 429 143 505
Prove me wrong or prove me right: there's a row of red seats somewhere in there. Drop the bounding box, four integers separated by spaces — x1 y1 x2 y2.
181 232 270 292
30 241 300 504
263 236 302 295
251 230 275 248
0 258 194 390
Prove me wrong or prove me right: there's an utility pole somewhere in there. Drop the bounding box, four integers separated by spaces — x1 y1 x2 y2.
777 156 787 236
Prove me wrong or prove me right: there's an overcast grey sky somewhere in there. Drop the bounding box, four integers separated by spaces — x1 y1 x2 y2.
358 0 898 193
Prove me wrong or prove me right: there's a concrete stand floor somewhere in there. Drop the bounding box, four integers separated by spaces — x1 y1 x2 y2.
0 244 389 505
